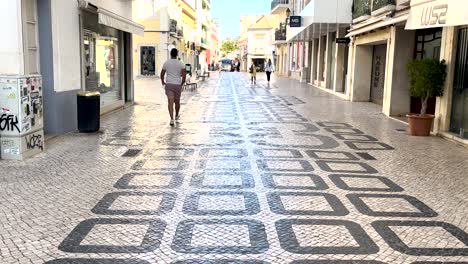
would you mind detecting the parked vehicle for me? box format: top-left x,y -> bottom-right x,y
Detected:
220,59 -> 232,71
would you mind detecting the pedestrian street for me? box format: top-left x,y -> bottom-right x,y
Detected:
1,73 -> 468,264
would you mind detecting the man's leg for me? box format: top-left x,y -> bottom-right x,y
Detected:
175,98 -> 181,118
167,96 -> 175,120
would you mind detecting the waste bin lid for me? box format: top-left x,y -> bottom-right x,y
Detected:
77,91 -> 100,97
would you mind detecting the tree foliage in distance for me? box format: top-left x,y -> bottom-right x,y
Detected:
407,59 -> 447,115
221,38 -> 238,53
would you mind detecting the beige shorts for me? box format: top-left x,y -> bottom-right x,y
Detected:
165,83 -> 182,100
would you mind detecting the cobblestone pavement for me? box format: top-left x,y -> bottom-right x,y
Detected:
1,72 -> 468,264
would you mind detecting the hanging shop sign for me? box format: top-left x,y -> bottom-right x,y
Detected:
289,16 -> 302,27
336,37 -> 351,44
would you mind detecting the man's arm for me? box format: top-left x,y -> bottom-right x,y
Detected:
160,69 -> 166,85
181,68 -> 187,85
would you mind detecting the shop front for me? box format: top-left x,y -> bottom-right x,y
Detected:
449,26 -> 468,138
407,0 -> 468,142
286,0 -> 352,90
80,4 -> 143,113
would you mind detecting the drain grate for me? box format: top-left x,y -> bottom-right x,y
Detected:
356,152 -> 377,160
122,149 -> 142,157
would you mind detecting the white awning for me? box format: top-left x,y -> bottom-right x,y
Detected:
98,8 -> 145,36
406,0 -> 468,30
286,0 -> 352,42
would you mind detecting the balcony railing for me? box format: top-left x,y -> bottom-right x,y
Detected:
372,0 -> 396,14
201,38 -> 210,46
352,0 -> 371,20
353,0 -> 396,21
275,23 -> 287,41
170,19 -> 177,33
275,29 -> 286,41
271,0 -> 289,11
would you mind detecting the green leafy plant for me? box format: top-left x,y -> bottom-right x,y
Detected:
407,59 -> 447,115
221,38 -> 238,54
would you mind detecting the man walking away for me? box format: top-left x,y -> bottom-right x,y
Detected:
160,48 -> 186,126
265,59 -> 274,83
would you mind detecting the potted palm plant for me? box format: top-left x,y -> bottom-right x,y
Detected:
406,59 -> 447,136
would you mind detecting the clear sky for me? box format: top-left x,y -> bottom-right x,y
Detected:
211,0 -> 271,40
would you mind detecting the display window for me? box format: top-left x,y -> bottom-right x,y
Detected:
82,10 -> 123,108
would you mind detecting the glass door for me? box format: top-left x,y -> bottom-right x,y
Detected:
140,46 -> 156,76
450,27 -> 468,138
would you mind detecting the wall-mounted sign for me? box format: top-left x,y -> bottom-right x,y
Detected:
406,0 -> 468,29
289,16 -> 302,27
336,37 -> 351,44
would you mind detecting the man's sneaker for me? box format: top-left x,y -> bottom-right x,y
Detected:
175,115 -> 180,121
170,120 -> 175,126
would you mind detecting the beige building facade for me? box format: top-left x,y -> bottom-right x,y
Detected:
239,15 -> 279,72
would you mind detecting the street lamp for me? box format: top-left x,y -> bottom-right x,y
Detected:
285,8 -> 291,26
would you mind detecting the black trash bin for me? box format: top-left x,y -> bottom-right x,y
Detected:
77,91 -> 100,133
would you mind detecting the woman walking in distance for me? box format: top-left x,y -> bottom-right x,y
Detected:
265,59 -> 274,83
160,48 -> 187,126
250,60 -> 257,84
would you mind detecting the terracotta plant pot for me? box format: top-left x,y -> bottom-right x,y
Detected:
406,114 -> 435,136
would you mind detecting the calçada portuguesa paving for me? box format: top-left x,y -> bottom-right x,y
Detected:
1,72 -> 468,264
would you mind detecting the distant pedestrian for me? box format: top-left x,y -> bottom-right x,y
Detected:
236,59 -> 240,72
250,60 -> 257,84
265,59 -> 274,83
160,48 -> 187,126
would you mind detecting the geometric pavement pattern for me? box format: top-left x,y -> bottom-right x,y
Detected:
1,73 -> 468,263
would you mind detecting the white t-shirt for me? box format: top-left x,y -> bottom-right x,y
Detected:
265,63 -> 274,72
162,59 -> 185,85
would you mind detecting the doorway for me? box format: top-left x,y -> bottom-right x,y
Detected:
370,44 -> 387,106
140,46 -> 156,76
450,26 -> 468,138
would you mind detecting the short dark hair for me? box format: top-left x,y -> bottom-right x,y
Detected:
170,48 -> 178,58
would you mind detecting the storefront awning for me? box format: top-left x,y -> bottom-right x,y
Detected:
286,0 -> 352,42
98,8 -> 145,36
406,0 -> 468,30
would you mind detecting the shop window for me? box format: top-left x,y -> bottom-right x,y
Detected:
140,46 -> 156,76
296,42 -> 302,71
82,10 -> 123,108
291,43 -> 297,71
414,28 -> 442,60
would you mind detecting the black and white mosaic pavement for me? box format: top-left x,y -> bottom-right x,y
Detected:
1,73 -> 468,263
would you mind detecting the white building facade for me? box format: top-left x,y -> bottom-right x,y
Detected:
272,0 -> 352,95
406,0 -> 468,144
273,0 -> 468,146
0,0 -> 143,135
